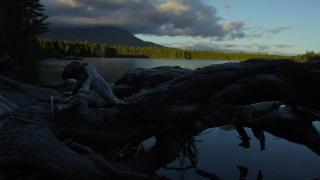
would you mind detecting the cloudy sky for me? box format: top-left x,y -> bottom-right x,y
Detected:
41,0 -> 320,55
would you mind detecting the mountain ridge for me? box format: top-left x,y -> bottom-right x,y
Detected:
38,26 -> 163,47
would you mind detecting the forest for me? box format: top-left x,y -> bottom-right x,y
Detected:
37,38 -> 320,62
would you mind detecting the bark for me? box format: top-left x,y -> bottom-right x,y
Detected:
0,59 -> 320,179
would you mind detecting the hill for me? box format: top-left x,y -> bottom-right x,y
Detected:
38,26 -> 162,47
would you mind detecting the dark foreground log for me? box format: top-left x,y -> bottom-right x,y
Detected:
1,59 -> 320,179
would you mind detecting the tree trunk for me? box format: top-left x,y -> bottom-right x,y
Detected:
0,59 -> 320,179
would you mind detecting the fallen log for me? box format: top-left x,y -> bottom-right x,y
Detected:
0,59 -> 320,179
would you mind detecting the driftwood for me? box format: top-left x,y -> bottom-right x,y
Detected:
1,59 -> 320,179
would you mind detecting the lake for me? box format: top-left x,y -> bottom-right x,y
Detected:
21,58 -> 320,180
19,58 -> 231,85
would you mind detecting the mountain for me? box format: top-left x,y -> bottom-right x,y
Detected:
37,26 -> 162,47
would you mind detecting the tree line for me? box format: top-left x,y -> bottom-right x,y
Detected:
295,51 -> 320,62
38,38 -> 311,61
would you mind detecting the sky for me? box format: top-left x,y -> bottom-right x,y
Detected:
41,0 -> 320,55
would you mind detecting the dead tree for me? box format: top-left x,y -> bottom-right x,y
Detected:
1,59 -> 320,179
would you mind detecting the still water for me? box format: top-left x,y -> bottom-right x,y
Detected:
23,58 -> 230,85
22,58 -> 320,180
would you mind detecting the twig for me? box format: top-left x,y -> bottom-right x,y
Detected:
111,143 -> 131,161
196,169 -> 222,180
63,169 -> 79,180
197,129 -> 214,136
63,138 -> 93,153
50,96 -> 54,117
163,164 -> 194,171
187,137 -> 200,169
134,142 -> 143,157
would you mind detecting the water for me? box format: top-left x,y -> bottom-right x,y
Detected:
21,58 -> 231,86
154,122 -> 320,180
21,58 -> 320,180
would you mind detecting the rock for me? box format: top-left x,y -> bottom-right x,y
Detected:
61,62 -> 87,80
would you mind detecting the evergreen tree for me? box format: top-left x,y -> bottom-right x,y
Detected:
22,0 -> 49,39
0,0 -> 49,58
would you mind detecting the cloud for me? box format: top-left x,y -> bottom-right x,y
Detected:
160,38 -> 245,52
245,33 -> 263,38
41,0 -> 248,39
230,31 -> 245,39
224,0 -> 233,10
253,44 -> 271,50
243,25 -> 295,39
266,26 -> 294,34
158,37 -> 295,55
252,43 -> 294,50
273,44 -> 294,48
154,1 -> 190,15
266,35 -> 272,39
218,21 -> 244,33
40,0 -> 296,44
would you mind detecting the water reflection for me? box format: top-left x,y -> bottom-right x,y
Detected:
237,165 -> 263,180
151,121 -> 320,180
235,125 -> 265,151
